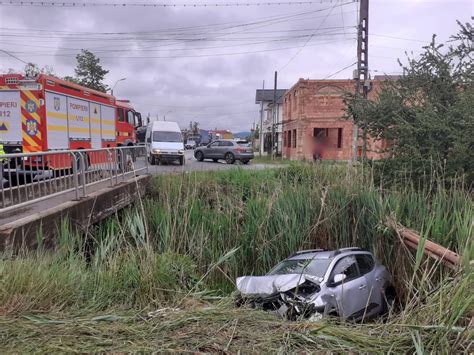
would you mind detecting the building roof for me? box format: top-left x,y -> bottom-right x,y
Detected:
255,89 -> 288,104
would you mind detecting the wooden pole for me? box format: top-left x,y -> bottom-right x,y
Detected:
385,218 -> 462,270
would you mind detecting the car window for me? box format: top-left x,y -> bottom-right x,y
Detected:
330,256 -> 360,283
356,254 -> 375,275
268,258 -> 332,279
237,141 -> 250,146
209,141 -> 220,147
219,141 -> 233,147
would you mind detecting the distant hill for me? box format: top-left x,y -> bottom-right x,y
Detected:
233,131 -> 251,139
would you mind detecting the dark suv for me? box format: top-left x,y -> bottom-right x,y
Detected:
194,140 -> 254,164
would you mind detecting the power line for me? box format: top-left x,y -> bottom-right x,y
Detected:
0,6 -> 351,41
2,31 -> 355,55
370,33 -> 430,44
0,49 -> 29,64
322,61 -> 356,79
0,8 -> 354,35
0,38 -> 354,59
278,0 -> 345,71
0,0 -> 350,8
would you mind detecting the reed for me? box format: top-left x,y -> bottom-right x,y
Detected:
0,163 -> 472,352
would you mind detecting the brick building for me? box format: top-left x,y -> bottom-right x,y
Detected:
282,78 -> 386,161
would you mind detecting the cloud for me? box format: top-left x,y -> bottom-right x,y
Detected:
0,0 -> 471,130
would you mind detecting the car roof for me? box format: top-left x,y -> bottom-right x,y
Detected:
286,248 -> 370,261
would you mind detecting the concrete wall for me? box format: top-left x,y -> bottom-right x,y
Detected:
0,175 -> 151,251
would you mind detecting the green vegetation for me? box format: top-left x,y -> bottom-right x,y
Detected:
64,49 -> 109,92
251,154 -> 288,164
346,22 -> 474,185
1,164 -> 472,352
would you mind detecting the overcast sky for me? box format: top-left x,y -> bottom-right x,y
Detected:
0,0 -> 471,131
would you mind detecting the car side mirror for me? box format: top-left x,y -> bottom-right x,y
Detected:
333,274 -> 347,284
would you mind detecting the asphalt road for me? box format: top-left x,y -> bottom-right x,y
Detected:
136,150 -> 275,174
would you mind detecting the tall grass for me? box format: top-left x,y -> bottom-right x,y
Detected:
0,163 -> 472,352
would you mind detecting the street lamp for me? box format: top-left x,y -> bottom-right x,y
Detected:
163,110 -> 172,121
110,78 -> 126,96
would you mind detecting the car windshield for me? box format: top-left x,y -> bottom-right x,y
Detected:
268,258 -> 332,278
153,131 -> 182,142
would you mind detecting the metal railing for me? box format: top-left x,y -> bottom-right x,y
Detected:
0,146 -> 148,212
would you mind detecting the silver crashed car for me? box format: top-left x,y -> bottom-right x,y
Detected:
236,248 -> 396,321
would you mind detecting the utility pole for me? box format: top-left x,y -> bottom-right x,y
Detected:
271,71 -> 277,159
259,80 -> 265,157
353,0 -> 369,162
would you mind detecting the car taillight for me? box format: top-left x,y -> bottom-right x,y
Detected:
234,147 -> 245,152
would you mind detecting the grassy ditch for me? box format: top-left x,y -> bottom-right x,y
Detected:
0,164 -> 472,352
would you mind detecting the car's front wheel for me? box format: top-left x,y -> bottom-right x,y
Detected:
225,152 -> 235,164
148,155 -> 155,165
195,151 -> 204,161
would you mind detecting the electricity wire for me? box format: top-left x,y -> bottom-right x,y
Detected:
278,0 -> 341,71
0,0 -> 350,8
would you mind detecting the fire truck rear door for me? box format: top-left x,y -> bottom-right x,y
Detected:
0,90 -> 22,144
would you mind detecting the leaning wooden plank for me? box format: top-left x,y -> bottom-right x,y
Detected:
385,218 -> 461,270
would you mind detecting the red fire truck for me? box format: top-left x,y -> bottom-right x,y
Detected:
0,74 -> 142,169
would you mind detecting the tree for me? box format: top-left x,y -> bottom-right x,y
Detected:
189,121 -> 200,135
63,75 -> 79,84
24,63 -> 55,77
73,49 -> 109,92
345,22 -> 473,185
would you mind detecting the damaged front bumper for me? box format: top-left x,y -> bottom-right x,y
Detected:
237,292 -> 326,321
236,274 -> 327,320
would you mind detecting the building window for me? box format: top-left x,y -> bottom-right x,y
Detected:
314,128 -> 325,139
337,128 -> 343,148
292,129 -> 296,148
287,130 -> 292,148
266,109 -> 272,122
283,131 -> 287,147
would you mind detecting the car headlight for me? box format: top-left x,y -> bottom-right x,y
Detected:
152,149 -> 161,154
178,150 -> 184,154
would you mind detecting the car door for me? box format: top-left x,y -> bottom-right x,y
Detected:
329,255 -> 369,320
218,140 -> 233,158
205,141 -> 220,158
356,254 -> 383,317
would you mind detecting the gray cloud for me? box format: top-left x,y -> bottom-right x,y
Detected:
0,0 -> 471,131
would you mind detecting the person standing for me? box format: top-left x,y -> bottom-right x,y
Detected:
313,138 -> 324,161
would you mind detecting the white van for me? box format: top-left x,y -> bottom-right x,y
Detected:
145,121 -> 185,165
